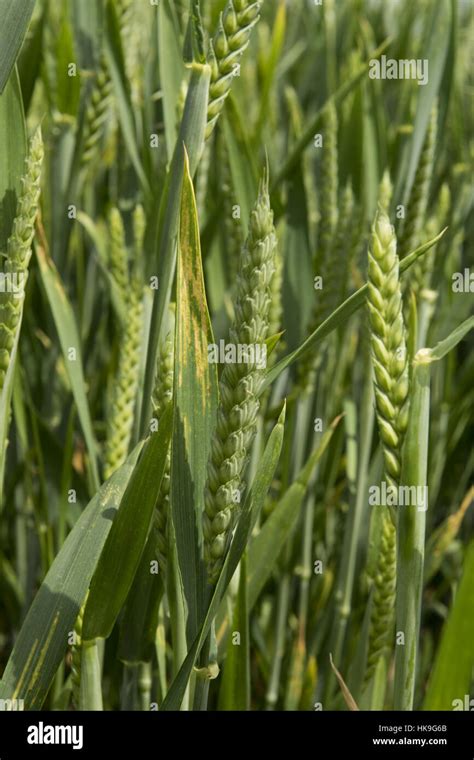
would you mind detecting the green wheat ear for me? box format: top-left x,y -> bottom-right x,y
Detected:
364,208 -> 410,686
70,599 -> 86,709
364,510 -> 397,683
206,1 -> 262,139
103,286 -> 143,480
103,207 -> 144,481
203,170 -> 277,583
108,207 -> 129,297
151,321 -> 175,578
80,53 -> 113,171
378,170 -> 393,214
0,127 -> 44,390
367,209 -> 409,487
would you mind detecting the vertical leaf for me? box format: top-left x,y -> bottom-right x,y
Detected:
423,542 -> 474,710
158,0 -> 185,159
171,148 -> 218,642
140,61 -> 210,433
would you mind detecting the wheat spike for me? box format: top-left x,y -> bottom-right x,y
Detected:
203,171 -> 277,582
80,53 -> 113,170
363,208 -> 410,685
151,326 -> 174,577
0,128 -> 43,389
206,1 -> 262,139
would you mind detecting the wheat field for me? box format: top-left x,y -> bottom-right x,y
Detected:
0,0 -> 473,715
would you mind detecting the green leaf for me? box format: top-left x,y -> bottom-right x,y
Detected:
82,405 -> 173,640
0,0 -> 36,94
0,66 -> 26,249
140,61 -> 210,434
170,149 -> 218,642
0,447 -> 142,709
35,241 -> 100,492
423,541 -> 474,710
160,405 -> 286,710
158,0 -> 185,159
253,0 -> 286,143
55,11 -> 80,116
70,0 -> 102,69
428,316 -> 474,362
17,5 -> 43,113
218,554 -> 250,710
222,100 -> 259,237
104,0 -> 150,195
394,0 -> 451,205
117,521 -> 164,663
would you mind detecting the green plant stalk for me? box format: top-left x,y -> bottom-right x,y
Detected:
264,400 -> 304,710
327,393 -> 372,703
265,572 -> 291,709
393,353 -> 429,710
80,640 -> 103,710
393,316 -> 474,709
138,662 -> 152,711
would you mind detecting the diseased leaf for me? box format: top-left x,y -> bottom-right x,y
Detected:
170,149 -> 218,643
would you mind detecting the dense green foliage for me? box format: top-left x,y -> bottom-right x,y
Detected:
0,0 -> 472,712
